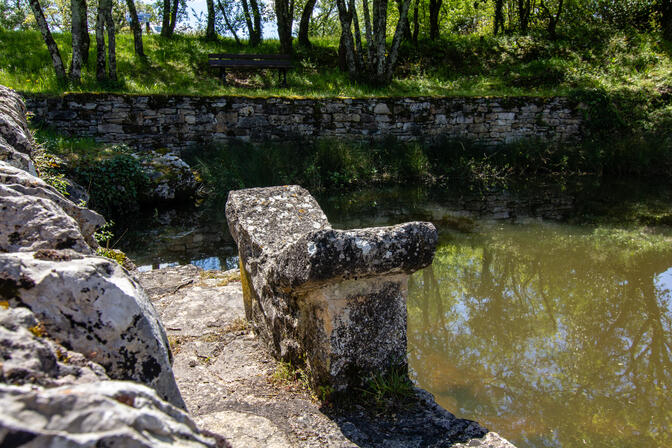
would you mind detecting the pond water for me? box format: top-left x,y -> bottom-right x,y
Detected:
121,184 -> 672,447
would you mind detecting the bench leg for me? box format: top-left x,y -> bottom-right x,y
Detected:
220,67 -> 227,85
281,69 -> 287,87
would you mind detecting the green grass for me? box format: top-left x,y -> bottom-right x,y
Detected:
1,27 -> 670,98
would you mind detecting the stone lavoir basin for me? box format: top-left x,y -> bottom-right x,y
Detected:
122,185 -> 672,448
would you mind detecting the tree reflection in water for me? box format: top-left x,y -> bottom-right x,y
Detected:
408,223 -> 672,448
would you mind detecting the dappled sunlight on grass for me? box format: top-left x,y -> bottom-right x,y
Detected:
0,28 -> 670,99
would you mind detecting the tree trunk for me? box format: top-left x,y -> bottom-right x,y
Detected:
661,0 -> 672,41
169,0 -> 178,36
428,0 -> 441,39
517,0 -> 531,34
372,0 -> 388,77
241,0 -> 255,42
96,0 -> 107,80
411,0 -> 419,43
96,0 -> 115,81
250,0 -> 262,45
77,0 -> 89,65
242,0 -> 262,46
205,0 -> 216,40
493,0 -> 504,35
396,0 -> 411,41
298,0 -> 317,47
352,4 -> 365,68
126,0 -> 145,57
217,0 -> 241,45
275,0 -> 294,54
540,0 -> 563,39
161,0 -> 171,36
383,0 -> 411,81
70,0 -> 83,83
362,0 -> 374,62
28,0 -> 66,81
335,0 -> 357,77
105,1 -> 116,81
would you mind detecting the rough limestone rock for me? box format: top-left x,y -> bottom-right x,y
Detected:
0,161 -> 105,252
226,185 -> 437,391
139,264 -> 516,448
0,250 -> 186,409
0,86 -> 35,174
136,150 -> 198,202
0,381 -> 220,447
0,305 -> 108,387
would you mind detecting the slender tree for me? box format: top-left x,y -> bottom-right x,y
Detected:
241,0 -> 262,46
493,0 -> 504,35
126,0 -> 145,58
81,0 -> 90,64
217,0 -> 241,44
275,0 -> 295,54
161,0 -> 171,35
411,0 -> 419,43
396,0 -> 411,40
96,0 -> 116,81
336,0 -> 357,76
69,0 -> 84,82
336,0 -> 411,83
161,0 -> 178,37
428,0 -> 441,39
516,0 -> 532,33
28,0 -> 66,81
539,0 -> 563,39
106,2 -> 116,80
205,0 -> 216,40
660,0 -> 672,41
298,0 -> 318,47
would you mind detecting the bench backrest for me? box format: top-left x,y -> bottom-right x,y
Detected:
208,53 -> 292,61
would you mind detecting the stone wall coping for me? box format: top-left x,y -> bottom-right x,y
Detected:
21,91 -> 576,104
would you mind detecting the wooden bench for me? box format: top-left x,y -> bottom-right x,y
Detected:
208,53 -> 293,86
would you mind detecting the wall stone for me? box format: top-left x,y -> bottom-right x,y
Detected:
23,93 -> 583,150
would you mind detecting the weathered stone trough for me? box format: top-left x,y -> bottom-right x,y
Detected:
226,185 -> 437,391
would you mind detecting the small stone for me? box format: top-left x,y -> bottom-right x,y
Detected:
374,103 -> 391,114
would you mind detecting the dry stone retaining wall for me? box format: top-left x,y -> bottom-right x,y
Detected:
23,93 -> 583,150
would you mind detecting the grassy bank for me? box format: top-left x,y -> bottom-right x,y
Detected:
1,28 -> 670,99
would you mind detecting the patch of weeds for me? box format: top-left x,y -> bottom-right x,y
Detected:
197,269 -> 241,287
199,270 -> 220,280
33,151 -> 70,196
357,365 -> 415,410
198,269 -> 241,286
94,221 -> 130,267
217,271 -> 241,286
316,384 -> 334,403
269,360 -> 312,393
96,248 -> 127,266
224,317 -> 249,333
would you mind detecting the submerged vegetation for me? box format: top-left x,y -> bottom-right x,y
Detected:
185,133 -> 672,206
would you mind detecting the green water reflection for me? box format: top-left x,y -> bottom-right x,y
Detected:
407,223 -> 672,447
